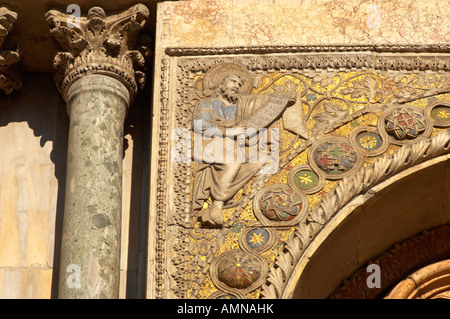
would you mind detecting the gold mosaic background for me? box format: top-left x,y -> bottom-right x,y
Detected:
188,70 -> 450,299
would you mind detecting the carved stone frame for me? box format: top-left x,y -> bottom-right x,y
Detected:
149,44 -> 450,299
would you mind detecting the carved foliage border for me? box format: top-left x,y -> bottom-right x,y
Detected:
158,49 -> 450,299
155,57 -> 170,299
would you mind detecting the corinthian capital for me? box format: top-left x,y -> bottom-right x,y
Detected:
0,7 -> 21,95
46,4 -> 149,101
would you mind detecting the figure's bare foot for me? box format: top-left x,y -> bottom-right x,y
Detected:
200,204 -> 224,228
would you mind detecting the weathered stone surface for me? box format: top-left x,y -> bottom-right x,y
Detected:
0,73 -> 67,299
157,0 -> 450,49
0,7 -> 21,94
58,74 -> 130,298
385,259 -> 450,299
0,0 -> 449,300
0,268 -> 53,298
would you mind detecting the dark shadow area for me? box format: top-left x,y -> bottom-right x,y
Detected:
123,51 -> 153,299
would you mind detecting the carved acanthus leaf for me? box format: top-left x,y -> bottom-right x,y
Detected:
46,4 -> 150,101
303,72 -> 337,87
340,76 -> 380,100
312,102 -> 349,135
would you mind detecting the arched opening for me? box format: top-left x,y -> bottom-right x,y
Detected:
286,154 -> 450,299
385,259 -> 450,299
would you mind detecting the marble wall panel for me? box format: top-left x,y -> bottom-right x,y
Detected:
158,0 -> 450,49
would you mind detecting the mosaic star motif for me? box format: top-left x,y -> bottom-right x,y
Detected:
431,106 -> 450,123
293,170 -> 319,190
248,232 -> 265,246
357,132 -> 382,150
297,172 -> 313,185
246,229 -> 269,249
437,110 -> 449,119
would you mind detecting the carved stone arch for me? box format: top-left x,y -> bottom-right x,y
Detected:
384,259 -> 450,299
261,130 -> 450,299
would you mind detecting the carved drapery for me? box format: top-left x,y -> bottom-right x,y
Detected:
153,48 -> 450,299
0,7 -> 21,95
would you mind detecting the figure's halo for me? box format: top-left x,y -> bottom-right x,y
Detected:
203,62 -> 254,95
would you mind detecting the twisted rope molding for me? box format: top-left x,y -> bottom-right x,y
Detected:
260,129 -> 450,299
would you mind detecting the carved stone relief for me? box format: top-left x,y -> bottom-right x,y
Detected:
154,48 -> 450,299
0,7 -> 21,94
45,4 -> 150,101
190,62 -> 301,228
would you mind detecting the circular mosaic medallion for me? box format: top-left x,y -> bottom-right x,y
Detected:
287,165 -> 325,194
426,101 -> 450,128
239,226 -> 277,253
217,252 -> 261,289
253,184 -> 309,226
349,126 -> 388,157
385,108 -> 426,140
210,250 -> 268,294
378,105 -> 432,145
356,132 -> 383,151
293,170 -> 319,190
431,106 -> 450,123
308,136 -> 363,180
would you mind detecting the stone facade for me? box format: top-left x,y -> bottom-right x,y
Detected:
0,0 -> 449,299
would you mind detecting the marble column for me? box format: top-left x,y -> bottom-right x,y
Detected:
46,4 -> 149,299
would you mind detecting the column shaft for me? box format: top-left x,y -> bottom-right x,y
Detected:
58,75 -> 130,299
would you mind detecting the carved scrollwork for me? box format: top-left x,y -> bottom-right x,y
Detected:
165,44 -> 450,57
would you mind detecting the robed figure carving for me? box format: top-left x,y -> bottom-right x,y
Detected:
191,63 -> 307,227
